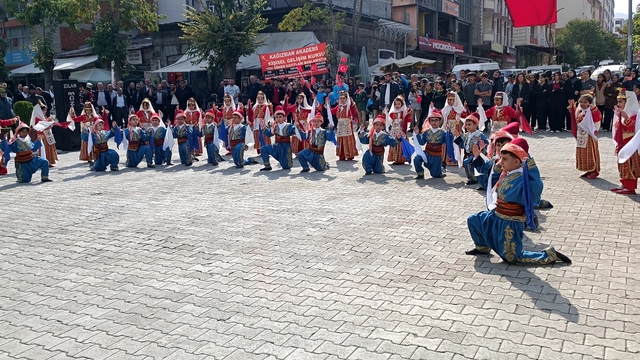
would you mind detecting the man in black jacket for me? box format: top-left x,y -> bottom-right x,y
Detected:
111,87 -> 129,127
155,80 -> 170,121
491,71 -> 504,106
379,73 -> 400,110
93,82 -> 111,118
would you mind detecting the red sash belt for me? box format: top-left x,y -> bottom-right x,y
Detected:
128,140 -> 139,151
153,138 -> 164,147
204,134 -> 214,145
425,143 -> 443,157
495,199 -> 525,220
310,144 -> 324,154
229,139 -> 244,148
15,150 -> 34,164
178,137 -> 188,145
93,143 -> 108,155
371,145 -> 385,156
275,135 -> 290,143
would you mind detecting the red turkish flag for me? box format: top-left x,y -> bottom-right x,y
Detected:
505,0 -> 557,27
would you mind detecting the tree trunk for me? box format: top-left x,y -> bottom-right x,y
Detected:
223,60 -> 237,81
44,69 -> 54,90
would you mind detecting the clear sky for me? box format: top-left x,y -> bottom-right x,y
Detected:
615,0 -> 640,17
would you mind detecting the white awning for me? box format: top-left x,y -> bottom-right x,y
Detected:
53,55 -> 98,71
154,31 -> 320,73
9,63 -> 44,76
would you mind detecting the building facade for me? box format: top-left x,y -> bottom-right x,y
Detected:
556,0 -> 614,31
512,25 -> 556,68
471,0 -> 516,69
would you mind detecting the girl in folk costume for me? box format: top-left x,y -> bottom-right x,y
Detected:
81,119 -> 119,172
30,101 -> 59,167
184,98 -> 203,157
465,138 -> 571,265
387,95 -> 412,165
570,94 -> 602,179
441,91 -> 468,166
70,102 -> 109,163
0,116 -> 19,175
328,92 -> 359,161
357,114 -> 399,175
612,91 -> 640,194
0,122 -> 52,183
136,99 -> 155,130
476,93 -> 524,133
284,92 -> 313,155
248,91 -> 273,155
220,94 -> 236,155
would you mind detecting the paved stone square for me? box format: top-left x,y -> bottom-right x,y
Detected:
0,131 -> 638,360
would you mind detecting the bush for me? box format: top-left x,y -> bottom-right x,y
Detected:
13,101 -> 34,125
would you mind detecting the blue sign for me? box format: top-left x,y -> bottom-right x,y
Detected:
4,51 -> 34,66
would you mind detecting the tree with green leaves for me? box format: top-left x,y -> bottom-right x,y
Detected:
556,19 -> 624,67
180,0 -> 268,79
0,3 -> 9,80
278,0 -> 345,75
9,0 -> 83,88
81,0 -> 161,81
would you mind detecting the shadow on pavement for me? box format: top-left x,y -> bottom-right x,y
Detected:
473,256 -> 579,323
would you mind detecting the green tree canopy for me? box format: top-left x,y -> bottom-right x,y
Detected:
556,19 -> 624,67
180,0 -> 268,79
81,0 -> 161,80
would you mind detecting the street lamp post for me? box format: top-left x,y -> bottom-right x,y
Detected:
629,0 -> 633,68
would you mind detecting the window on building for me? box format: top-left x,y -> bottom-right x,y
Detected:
438,15 -> 453,41
6,26 -> 31,52
457,22 -> 470,44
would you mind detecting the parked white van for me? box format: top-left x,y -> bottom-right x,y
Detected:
590,64 -> 626,80
452,62 -> 500,77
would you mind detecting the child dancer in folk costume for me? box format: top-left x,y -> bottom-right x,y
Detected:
328,92 -> 359,161
30,101 -> 59,167
172,111 -> 194,166
358,114 -> 399,175
570,94 -> 601,179
442,91 -> 468,166
297,113 -> 332,172
81,119 -> 119,172
465,138 -> 572,265
137,99 -> 155,130
284,93 -> 312,155
612,91 -> 640,194
248,91 -> 273,155
453,115 -> 489,185
148,113 -> 173,166
260,106 -> 300,171
0,116 -> 19,175
184,98 -> 203,157
70,102 -> 109,163
0,122 -> 52,183
471,130 -> 513,191
476,93 -> 524,133
413,110 -> 449,179
200,109 -> 224,166
220,94 -> 236,155
226,109 -> 251,168
387,95 -> 413,165
124,114 -> 154,168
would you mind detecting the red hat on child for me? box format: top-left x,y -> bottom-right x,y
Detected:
465,114 -> 479,124
232,109 -> 244,118
204,109 -> 217,118
150,113 -> 161,120
175,110 -> 186,119
502,138 -> 529,162
428,109 -> 443,119
502,122 -> 520,137
311,113 -> 323,122
372,114 -> 386,125
274,105 -> 285,117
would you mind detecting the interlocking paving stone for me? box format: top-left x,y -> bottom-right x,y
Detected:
1,132 -> 639,359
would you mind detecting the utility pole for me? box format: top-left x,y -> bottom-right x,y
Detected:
351,0 -> 363,75
628,0 -> 633,68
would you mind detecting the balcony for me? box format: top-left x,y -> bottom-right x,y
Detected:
529,37 -> 539,45
483,28 -> 495,42
483,0 -> 495,12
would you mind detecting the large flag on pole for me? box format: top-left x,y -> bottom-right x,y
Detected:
506,0 -> 557,27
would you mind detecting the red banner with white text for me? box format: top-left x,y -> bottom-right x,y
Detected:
259,42 -> 329,80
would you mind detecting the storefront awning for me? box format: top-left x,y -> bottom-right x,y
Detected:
53,55 -> 98,71
9,63 -> 44,76
154,32 -> 320,73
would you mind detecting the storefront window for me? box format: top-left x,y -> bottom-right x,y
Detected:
6,26 -> 31,52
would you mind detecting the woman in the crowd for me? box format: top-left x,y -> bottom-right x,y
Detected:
548,72 -> 566,133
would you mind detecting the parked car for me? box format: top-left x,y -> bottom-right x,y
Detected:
452,62 -> 500,77
577,65 -> 595,74
591,64 -> 626,80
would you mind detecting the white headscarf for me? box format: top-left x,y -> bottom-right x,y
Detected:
297,92 -> 313,111
494,91 -> 508,110
139,99 -> 156,114
389,95 -> 407,120
441,91 -> 464,122
613,91 -> 639,151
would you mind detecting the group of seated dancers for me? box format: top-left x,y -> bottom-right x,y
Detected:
4,87 -> 640,268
